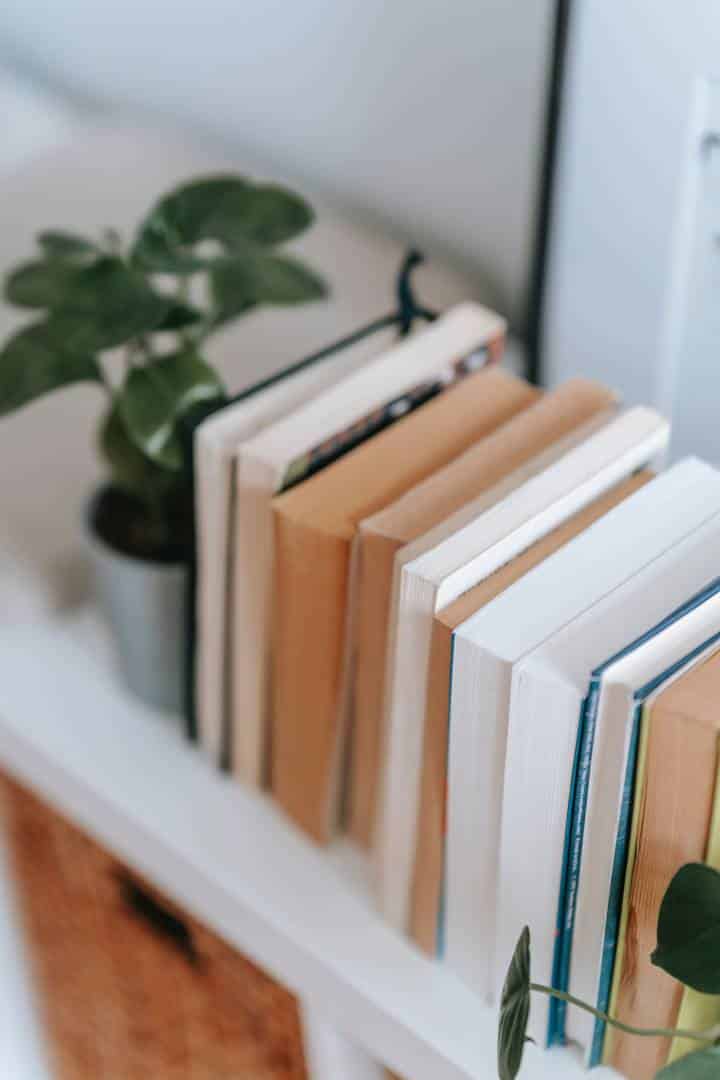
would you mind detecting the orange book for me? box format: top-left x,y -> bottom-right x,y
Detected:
348,379 -> 618,846
270,367 -> 537,842
410,470 -> 653,953
607,651 -> 720,1080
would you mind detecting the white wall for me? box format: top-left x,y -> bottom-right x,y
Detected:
543,0 -> 720,459
0,0 -> 555,331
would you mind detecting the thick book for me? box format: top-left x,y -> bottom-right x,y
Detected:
409,471 -> 651,955
194,330 -> 392,765
377,407 -> 668,936
603,649 -> 720,1079
229,303 -> 505,788
439,457 -> 713,1005
497,480 -> 720,1045
270,365 -> 515,842
347,378 -> 615,847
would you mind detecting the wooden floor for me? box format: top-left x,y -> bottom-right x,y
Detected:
0,773 -> 307,1080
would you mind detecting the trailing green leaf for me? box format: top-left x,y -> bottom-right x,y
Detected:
498,927 -> 532,1080
655,1047 -> 720,1079
117,349 -> 224,469
132,174 -> 315,271
37,230 -> 97,260
0,320 -> 102,417
652,864 -> 720,993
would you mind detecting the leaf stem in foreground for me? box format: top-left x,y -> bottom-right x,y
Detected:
530,984 -> 720,1044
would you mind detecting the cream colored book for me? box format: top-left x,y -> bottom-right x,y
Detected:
409,471 -> 651,955
229,303 -> 506,787
377,406 -> 668,940
194,330 -> 393,765
497,479 -> 720,1045
269,366 -> 529,843
437,460 -> 714,1015
347,378 -> 617,847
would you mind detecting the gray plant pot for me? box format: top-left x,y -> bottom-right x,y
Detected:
85,511 -> 187,715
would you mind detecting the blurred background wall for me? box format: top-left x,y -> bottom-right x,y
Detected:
544,0 -> 720,462
0,0 -> 556,334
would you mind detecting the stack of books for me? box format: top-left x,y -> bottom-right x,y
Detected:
192,301 -> 720,1079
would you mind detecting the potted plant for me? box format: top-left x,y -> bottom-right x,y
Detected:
0,175 -> 326,712
498,863 -> 720,1080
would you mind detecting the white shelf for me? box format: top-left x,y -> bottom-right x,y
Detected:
0,609 -> 612,1080
0,832 -> 50,1079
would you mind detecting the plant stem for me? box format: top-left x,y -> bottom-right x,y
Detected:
530,984 -> 720,1043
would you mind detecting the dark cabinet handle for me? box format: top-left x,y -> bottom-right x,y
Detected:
116,871 -> 199,966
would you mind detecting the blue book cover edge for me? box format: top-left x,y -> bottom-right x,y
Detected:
550,576 -> 720,1049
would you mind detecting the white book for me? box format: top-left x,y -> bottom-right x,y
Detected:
376,406 -> 669,931
568,587 -> 720,1056
230,303 -> 506,785
194,332 -> 389,765
443,458 -> 720,1008
498,493 -> 720,1046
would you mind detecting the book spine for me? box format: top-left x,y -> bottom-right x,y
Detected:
549,678 -> 600,1046
589,702 -> 644,1065
435,633 -> 457,961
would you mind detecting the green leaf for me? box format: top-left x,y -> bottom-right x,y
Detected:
211,251 -> 326,316
155,301 -> 204,331
0,320 -> 101,417
117,349 -> 224,469
5,259 -> 85,308
99,403 -> 180,500
37,230 -> 97,260
652,864 -> 720,993
5,256 -> 170,347
655,1047 -> 720,1079
221,182 -> 315,246
57,257 -> 171,348
131,174 -> 315,271
10,257 -> 172,349
498,927 -> 532,1080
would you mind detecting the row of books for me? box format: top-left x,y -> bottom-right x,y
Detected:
192,301 -> 719,1079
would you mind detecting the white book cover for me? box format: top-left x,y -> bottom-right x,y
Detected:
498,500 -> 720,1046
194,331 -> 390,765
442,458 -> 720,1007
376,406 -> 668,932
229,302 -> 506,786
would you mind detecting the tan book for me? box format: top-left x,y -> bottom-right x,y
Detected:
607,650 -> 720,1080
348,378 -> 618,846
230,303 -> 506,788
270,367 -> 537,842
410,470 -> 653,954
